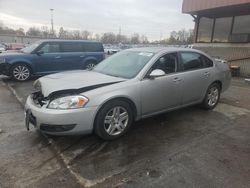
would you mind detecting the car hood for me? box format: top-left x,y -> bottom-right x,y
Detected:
36,70 -> 127,98
0,52 -> 27,58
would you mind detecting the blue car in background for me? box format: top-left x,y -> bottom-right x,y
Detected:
0,40 -> 105,81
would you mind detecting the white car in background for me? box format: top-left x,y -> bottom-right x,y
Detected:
104,46 -> 120,55
0,44 -> 6,53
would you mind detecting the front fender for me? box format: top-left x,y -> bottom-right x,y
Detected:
85,81 -> 142,120
8,58 -> 33,65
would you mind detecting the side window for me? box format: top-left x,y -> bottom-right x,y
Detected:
39,43 -> 60,53
152,53 -> 178,74
202,55 -> 214,68
61,43 -> 83,52
83,43 -> 103,52
180,52 -> 203,71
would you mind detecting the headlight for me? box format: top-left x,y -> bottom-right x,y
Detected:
33,80 -> 41,91
48,95 -> 89,109
0,58 -> 5,63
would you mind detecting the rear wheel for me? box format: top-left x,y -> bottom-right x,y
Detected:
11,64 -> 31,81
85,61 -> 96,70
94,100 -> 133,140
202,83 -> 221,110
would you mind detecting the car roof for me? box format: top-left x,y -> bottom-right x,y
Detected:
126,47 -> 203,54
37,39 -> 101,43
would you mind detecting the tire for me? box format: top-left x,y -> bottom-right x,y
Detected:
202,83 -> 221,110
84,61 -> 96,70
94,100 -> 133,140
11,63 -> 31,81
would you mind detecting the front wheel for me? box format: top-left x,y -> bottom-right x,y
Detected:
94,100 -> 133,140
202,83 -> 221,110
11,64 -> 31,81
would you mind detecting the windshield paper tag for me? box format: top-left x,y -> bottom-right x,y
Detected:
139,52 -> 153,57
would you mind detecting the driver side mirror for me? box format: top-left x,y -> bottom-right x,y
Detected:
149,69 -> 166,79
36,50 -> 44,55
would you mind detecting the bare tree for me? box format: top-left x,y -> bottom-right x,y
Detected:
167,29 -> 194,44
131,33 -> 140,44
58,27 -> 65,38
72,30 -> 81,39
81,30 -> 91,40
26,27 -> 42,37
15,28 -> 25,36
140,35 -> 149,44
101,32 -> 116,44
94,33 -> 100,41
41,26 -> 50,38
0,21 -> 4,29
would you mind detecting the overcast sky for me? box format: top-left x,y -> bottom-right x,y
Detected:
0,0 -> 194,40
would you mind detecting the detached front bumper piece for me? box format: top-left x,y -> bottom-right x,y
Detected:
25,95 -> 97,135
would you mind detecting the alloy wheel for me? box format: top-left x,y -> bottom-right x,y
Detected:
13,65 -> 30,81
86,63 -> 96,70
207,86 -> 219,107
104,106 -> 129,136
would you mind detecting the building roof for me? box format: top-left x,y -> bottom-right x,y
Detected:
182,0 -> 250,15
127,47 -> 203,54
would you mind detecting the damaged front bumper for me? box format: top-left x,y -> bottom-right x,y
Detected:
0,63 -> 11,76
25,95 -> 98,135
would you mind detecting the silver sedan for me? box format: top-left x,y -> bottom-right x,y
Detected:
25,47 -> 231,140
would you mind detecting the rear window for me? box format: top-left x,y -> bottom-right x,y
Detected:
180,52 -> 204,71
83,43 -> 103,52
202,55 -> 214,68
180,52 -> 214,71
61,42 -> 83,52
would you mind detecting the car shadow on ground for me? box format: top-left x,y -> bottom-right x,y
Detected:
42,104 -> 236,183
45,105 -> 213,161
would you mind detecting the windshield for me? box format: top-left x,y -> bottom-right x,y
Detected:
21,41 -> 41,53
93,51 -> 154,79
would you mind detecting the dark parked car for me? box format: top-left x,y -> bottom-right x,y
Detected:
0,40 -> 105,81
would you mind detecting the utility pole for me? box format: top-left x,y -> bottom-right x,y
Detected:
50,8 -> 54,37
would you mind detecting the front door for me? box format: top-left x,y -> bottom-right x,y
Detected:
141,53 -> 183,115
33,42 -> 63,74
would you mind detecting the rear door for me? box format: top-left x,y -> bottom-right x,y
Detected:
83,42 -> 105,64
60,42 -> 85,70
179,52 -> 213,105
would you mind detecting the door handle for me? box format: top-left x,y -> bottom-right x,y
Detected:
80,55 -> 85,58
55,56 -> 61,59
204,72 -> 210,76
173,77 -> 182,82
